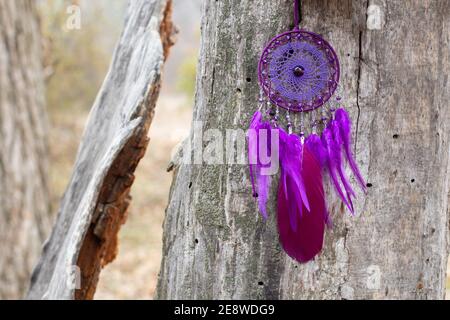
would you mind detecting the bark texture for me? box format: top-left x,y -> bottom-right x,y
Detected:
27,0 -> 174,300
157,0 -> 450,299
0,0 -> 50,299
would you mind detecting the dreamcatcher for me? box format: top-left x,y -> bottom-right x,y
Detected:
248,0 -> 366,263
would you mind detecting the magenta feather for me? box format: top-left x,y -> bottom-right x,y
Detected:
277,144 -> 326,263
305,133 -> 332,226
334,108 -> 367,192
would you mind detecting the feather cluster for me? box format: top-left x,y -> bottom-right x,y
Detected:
247,108 -> 366,263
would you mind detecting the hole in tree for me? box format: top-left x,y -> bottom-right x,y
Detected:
236,88 -> 241,93
410,179 -> 415,183
194,239 -> 199,244
258,281 -> 264,286
246,77 -> 252,82
393,134 -> 399,139
366,183 -> 373,188
188,182 -> 192,188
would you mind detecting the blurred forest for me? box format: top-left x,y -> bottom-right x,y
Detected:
38,0 -> 200,299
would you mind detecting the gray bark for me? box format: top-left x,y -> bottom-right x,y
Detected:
0,0 -> 50,299
27,0 -> 174,300
157,0 -> 450,299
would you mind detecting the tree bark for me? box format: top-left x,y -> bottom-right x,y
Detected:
27,0 -> 174,300
0,0 -> 50,299
156,0 -> 450,299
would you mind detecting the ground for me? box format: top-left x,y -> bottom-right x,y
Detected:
49,94 -> 192,299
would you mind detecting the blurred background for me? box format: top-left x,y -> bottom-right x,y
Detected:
29,0 -> 450,299
38,0 -> 200,299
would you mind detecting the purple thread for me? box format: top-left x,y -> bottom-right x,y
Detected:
294,0 -> 300,29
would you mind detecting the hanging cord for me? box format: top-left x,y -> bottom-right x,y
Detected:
293,0 -> 302,29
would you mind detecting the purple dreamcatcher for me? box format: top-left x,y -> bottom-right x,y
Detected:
248,0 -> 366,263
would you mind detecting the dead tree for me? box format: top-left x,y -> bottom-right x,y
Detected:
157,0 -> 450,299
0,0 -> 51,299
27,0 -> 174,300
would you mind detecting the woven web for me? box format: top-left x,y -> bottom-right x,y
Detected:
259,31 -> 339,112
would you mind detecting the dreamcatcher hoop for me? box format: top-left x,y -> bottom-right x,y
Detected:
258,30 -> 340,112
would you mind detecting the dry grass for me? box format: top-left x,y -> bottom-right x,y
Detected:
49,95 -> 192,300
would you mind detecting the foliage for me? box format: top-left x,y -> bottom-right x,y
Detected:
39,0 -> 125,112
176,51 -> 198,100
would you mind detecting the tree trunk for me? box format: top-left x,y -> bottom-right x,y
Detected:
0,0 -> 50,299
156,0 -> 450,299
27,0 -> 174,300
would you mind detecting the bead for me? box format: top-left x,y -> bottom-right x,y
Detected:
293,66 -> 305,77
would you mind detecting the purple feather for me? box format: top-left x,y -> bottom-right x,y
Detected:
329,120 -> 356,213
305,133 -> 328,168
334,108 -> 367,192
281,131 -> 310,211
256,171 -> 271,219
278,129 -> 311,231
248,111 -> 261,194
322,126 -> 354,214
247,111 -> 273,219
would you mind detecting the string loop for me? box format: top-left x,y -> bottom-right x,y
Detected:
293,0 -> 301,29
